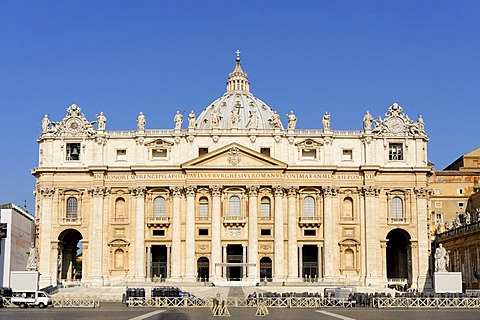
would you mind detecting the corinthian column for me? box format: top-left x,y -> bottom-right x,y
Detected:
287,187 -> 299,281
322,186 -> 337,279
273,186 -> 285,281
210,186 -> 222,281
415,187 -> 433,290
360,186 -> 380,286
88,186 -> 109,286
185,186 -> 197,281
130,187 -> 146,281
247,186 -> 259,280
38,187 -> 55,289
170,186 -> 183,280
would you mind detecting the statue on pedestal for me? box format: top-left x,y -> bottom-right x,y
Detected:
188,110 -> 196,129
96,112 -> 106,131
137,112 -> 146,131
248,110 -> 258,129
174,111 -> 183,130
286,111 -> 297,130
269,111 -> 281,129
322,112 -> 331,130
434,244 -> 448,272
363,111 -> 373,131
26,243 -> 39,271
42,114 -> 50,133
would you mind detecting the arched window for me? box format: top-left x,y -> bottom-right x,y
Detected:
303,196 -> 315,217
229,196 -> 241,217
261,197 -> 271,219
115,198 -> 126,218
114,249 -> 124,269
342,197 -> 354,220
66,197 -> 78,219
391,196 -> 403,219
199,197 -> 209,219
153,197 -> 166,217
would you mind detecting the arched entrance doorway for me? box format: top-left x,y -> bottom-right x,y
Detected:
58,229 -> 83,283
197,257 -> 209,282
386,228 -> 412,288
259,257 -> 272,281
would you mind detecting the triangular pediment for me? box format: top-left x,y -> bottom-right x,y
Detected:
182,143 -> 287,169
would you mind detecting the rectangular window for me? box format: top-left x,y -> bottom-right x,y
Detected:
458,202 -> 465,208
152,229 -> 165,236
66,143 -> 81,161
261,203 -> 271,219
260,148 -> 270,157
457,188 -> 465,195
199,203 -> 209,219
434,189 -> 442,194
435,202 -> 442,208
116,149 -> 127,161
342,149 -> 353,161
435,213 -> 443,224
198,229 -> 209,236
302,149 -> 316,160
152,149 -> 167,159
388,143 -> 403,161
304,229 -> 316,236
260,229 -> 271,236
199,148 -> 209,157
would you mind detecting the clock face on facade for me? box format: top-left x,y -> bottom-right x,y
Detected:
387,117 -> 404,133
66,118 -> 81,133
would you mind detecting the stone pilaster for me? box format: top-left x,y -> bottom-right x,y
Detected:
38,187 -> 55,288
185,185 -> 197,281
359,186 -> 380,286
88,186 -> 110,286
170,186 -> 183,280
414,187 -> 433,290
322,186 -> 338,279
210,185 -> 222,280
287,187 -> 299,281
273,186 -> 285,281
128,186 -> 146,281
247,185 -> 259,280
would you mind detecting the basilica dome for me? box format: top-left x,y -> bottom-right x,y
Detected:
195,54 -> 284,130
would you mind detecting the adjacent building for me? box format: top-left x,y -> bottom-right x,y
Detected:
32,54 -> 433,290
0,203 -> 35,287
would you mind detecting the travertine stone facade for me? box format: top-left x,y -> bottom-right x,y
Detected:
33,54 -> 433,290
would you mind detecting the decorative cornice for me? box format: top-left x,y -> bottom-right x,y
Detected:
171,186 -> 183,197
88,186 -> 110,197
359,186 -> 380,197
273,185 -> 284,197
38,187 -> 56,197
414,187 -> 430,198
185,186 -> 197,197
129,187 -> 146,197
287,186 -> 298,197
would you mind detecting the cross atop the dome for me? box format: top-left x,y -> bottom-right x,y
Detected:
235,50 -> 241,57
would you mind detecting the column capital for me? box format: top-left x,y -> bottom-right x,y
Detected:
358,185 -> 380,197
414,187 -> 430,198
287,186 -> 298,197
38,187 -> 56,197
128,186 -> 146,197
247,185 -> 259,196
89,186 -> 111,197
170,186 -> 183,197
210,185 -> 223,197
273,185 -> 284,197
322,186 -> 338,197
185,185 -> 197,197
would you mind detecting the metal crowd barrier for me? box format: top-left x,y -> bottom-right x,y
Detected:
52,297 -> 100,308
373,297 -> 480,308
126,297 -> 211,307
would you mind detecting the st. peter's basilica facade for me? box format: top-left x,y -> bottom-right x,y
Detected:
33,54 -> 432,290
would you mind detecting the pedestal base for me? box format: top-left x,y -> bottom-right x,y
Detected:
434,272 -> 462,293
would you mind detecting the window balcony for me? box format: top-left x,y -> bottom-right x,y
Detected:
298,216 -> 322,228
60,217 -> 82,226
196,215 -> 211,223
388,217 -> 409,224
110,217 -> 129,225
259,216 -> 273,224
223,215 -> 247,227
146,216 -> 170,228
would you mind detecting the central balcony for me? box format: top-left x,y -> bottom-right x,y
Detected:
146,216 -> 170,228
223,215 -> 247,227
298,216 -> 322,228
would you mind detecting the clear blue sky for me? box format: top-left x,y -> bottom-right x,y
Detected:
1,1 -> 479,213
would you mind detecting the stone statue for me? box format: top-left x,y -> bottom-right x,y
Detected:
137,112 -> 146,131
322,112 -> 331,130
434,244 -> 447,272
188,110 -> 196,129
210,108 -> 220,129
444,220 -> 450,230
174,111 -> 183,130
231,109 -> 240,128
453,214 -> 461,228
363,111 -> 373,131
465,211 -> 471,225
417,115 -> 425,133
26,243 -> 39,271
248,110 -> 258,129
286,111 -> 297,130
269,111 -> 281,129
42,114 -> 50,133
96,112 -> 106,131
